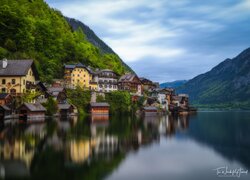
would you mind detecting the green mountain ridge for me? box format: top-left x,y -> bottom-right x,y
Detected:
0,0 -> 132,82
160,80 -> 187,88
178,47 -> 250,108
65,17 -> 134,73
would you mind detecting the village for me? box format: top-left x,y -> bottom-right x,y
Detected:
0,58 -> 196,123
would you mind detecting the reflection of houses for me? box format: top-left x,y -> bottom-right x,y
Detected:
68,139 -> 91,163
96,69 -> 118,92
92,136 -> 119,159
0,59 -> 39,95
90,102 -> 110,115
143,106 -> 158,116
47,87 -> 67,104
0,105 -> 11,120
118,73 -> 142,95
18,103 -> 46,122
91,114 -> 109,122
0,140 -> 34,178
64,63 -> 98,90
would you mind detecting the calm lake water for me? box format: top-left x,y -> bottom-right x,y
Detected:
0,112 -> 250,180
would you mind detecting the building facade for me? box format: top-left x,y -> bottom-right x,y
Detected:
118,73 -> 142,95
0,59 -> 38,95
64,63 -> 97,90
96,69 -> 118,92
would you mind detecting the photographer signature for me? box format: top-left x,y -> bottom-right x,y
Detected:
213,166 -> 248,178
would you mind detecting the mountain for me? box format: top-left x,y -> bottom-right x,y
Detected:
0,0 -> 132,82
178,48 -> 250,108
65,17 -> 133,73
160,80 -> 187,88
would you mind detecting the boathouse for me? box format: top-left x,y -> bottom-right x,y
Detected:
0,105 -> 11,121
90,102 -> 110,115
58,103 -> 75,117
18,103 -> 46,122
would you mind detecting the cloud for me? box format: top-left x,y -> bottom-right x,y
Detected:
46,0 -> 250,82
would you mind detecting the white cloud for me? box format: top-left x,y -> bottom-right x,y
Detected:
46,0 -> 250,81
54,0 -> 186,63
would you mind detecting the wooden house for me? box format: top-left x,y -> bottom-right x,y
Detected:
140,77 -> 156,91
18,103 -> 46,122
47,87 -> 67,104
90,102 -> 110,115
0,93 -> 13,106
58,103 -> 75,117
118,73 -> 142,95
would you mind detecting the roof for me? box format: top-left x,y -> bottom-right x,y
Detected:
0,60 -> 38,78
48,87 -> 64,93
21,103 -> 46,112
64,63 -> 94,74
119,73 -> 140,83
172,96 -> 183,102
0,105 -> 11,111
0,93 -> 10,99
90,102 -> 110,107
58,103 -> 74,110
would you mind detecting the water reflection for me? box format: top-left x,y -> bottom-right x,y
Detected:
0,112 -> 249,179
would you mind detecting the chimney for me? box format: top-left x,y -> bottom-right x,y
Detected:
2,58 -> 8,69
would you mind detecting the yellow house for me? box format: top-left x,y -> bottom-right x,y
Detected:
0,59 -> 39,95
64,63 -> 97,90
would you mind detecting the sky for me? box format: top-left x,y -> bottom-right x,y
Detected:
45,0 -> 250,83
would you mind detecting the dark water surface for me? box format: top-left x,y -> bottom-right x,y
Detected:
0,112 -> 250,180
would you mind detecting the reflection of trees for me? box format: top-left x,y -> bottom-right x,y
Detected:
0,113 -> 191,179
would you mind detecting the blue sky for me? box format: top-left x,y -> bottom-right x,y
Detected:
46,0 -> 250,83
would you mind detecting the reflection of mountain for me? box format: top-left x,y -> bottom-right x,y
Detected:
187,112 -> 250,168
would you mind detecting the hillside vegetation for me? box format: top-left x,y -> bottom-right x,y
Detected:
178,48 -> 250,109
0,0 -> 131,82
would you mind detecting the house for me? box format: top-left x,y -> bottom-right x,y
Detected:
96,69 -> 118,92
47,87 -> 67,104
90,102 -> 110,115
178,94 -> 189,107
18,103 -> 46,122
0,105 -> 11,120
0,59 -> 39,95
34,81 -> 50,104
64,63 -> 97,90
0,93 -> 13,106
140,77 -> 156,91
118,73 -> 142,95
58,103 -> 75,117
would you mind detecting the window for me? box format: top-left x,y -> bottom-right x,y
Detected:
23,79 -> 25,85
1,88 -> 6,93
2,79 -> 6,84
12,79 -> 16,84
30,70 -> 32,76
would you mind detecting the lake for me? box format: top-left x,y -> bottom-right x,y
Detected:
0,111 -> 250,180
